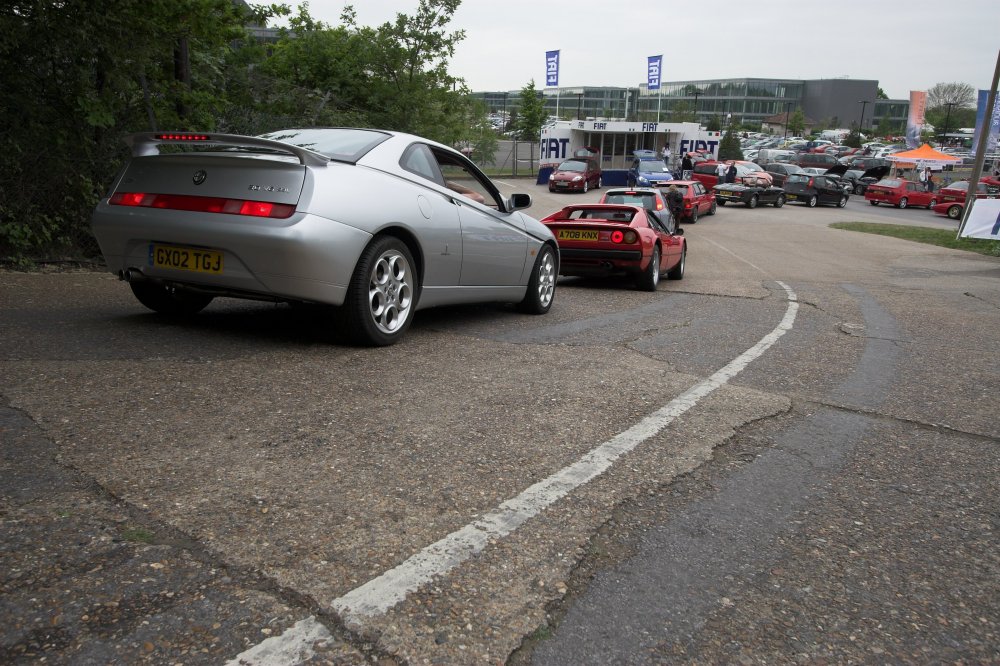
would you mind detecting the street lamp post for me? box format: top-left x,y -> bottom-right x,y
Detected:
941,102 -> 956,146
576,92 -> 583,120
502,92 -> 508,133
857,99 -> 869,135
783,102 -> 793,140
692,91 -> 702,123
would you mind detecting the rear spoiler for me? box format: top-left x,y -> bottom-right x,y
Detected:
125,132 -> 329,167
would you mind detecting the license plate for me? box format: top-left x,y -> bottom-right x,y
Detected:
786,194 -> 797,200
557,229 -> 599,242
150,244 -> 224,274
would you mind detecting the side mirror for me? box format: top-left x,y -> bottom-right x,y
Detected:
509,193 -> 532,211
674,227 -> 684,236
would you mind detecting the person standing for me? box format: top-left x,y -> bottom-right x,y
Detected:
716,161 -> 728,186
726,162 -> 737,184
919,167 -> 929,191
681,153 -> 693,180
666,184 -> 684,222
662,144 -> 671,168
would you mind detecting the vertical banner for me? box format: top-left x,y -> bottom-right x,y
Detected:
545,50 -> 560,87
959,199 -> 1000,239
972,89 -> 1000,155
647,55 -> 662,91
905,90 -> 927,148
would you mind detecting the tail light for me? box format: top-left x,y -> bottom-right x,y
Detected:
610,230 -> 638,244
110,192 -> 295,219
808,178 -> 815,188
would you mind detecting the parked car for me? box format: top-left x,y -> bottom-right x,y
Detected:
539,203 -> 686,290
655,180 -> 717,223
713,182 -> 786,208
599,187 -> 669,213
90,128 -> 558,346
796,152 -> 840,170
627,150 -> 674,187
936,179 -> 1000,204
763,162 -> 804,187
783,173 -> 849,207
692,161 -> 773,189
549,157 -> 602,193
843,156 -> 891,171
756,149 -> 797,165
834,165 -> 890,195
864,179 -> 938,209
932,200 -> 966,220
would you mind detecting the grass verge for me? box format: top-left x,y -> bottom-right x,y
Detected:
830,222 -> 1000,257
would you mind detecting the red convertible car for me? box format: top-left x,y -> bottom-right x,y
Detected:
540,204 -> 686,290
864,178 -> 938,209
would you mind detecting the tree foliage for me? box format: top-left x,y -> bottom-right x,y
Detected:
514,79 -> 547,142
718,126 -> 743,161
1,0 -> 496,263
927,82 -> 976,110
787,109 -> 806,136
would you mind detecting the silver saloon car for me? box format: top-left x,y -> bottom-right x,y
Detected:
91,129 -> 558,345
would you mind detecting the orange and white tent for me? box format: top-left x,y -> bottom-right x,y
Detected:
887,143 -> 963,167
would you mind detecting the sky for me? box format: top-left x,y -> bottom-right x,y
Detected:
284,0 -> 999,100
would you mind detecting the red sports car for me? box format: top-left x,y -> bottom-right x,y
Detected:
936,179 -> 1000,205
864,178 -> 938,209
540,204 -> 686,290
932,201 -> 965,220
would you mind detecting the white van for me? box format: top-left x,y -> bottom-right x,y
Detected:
755,149 -> 797,165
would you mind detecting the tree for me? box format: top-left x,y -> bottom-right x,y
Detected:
718,126 -> 743,161
705,115 -> 722,132
843,126 -> 862,149
666,101 -> 695,123
514,79 -> 547,142
787,109 -> 806,136
877,87 -> 889,100
927,82 -> 975,110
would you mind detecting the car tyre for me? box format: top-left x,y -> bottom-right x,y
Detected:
838,195 -> 848,208
927,198 -> 937,209
717,199 -> 727,206
870,200 -> 879,206
129,281 -> 213,316
636,245 -> 660,291
807,195 -> 818,208
747,194 -> 759,209
340,236 -> 416,347
595,176 -> 602,190
708,201 -> 717,215
774,194 -> 785,208
666,245 -> 686,280
898,197 -> 908,209
582,180 -> 589,194
517,244 -> 557,314
856,185 -> 866,196
947,204 -> 962,219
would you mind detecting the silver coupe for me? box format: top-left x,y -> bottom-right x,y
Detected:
91,129 -> 558,345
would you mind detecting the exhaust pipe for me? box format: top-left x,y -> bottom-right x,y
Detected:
120,268 -> 143,282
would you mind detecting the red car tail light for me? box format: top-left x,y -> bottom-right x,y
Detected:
611,230 -> 624,243
807,178 -> 815,188
154,133 -> 211,141
110,192 -> 295,219
609,230 -> 639,244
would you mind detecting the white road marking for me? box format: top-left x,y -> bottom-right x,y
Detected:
228,282 -> 799,665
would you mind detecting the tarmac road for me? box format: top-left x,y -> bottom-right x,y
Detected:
1,182 -> 997,664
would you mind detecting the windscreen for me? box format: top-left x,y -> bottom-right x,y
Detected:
256,128 -> 391,162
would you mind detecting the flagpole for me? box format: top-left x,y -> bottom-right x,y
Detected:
957,48 -> 1000,239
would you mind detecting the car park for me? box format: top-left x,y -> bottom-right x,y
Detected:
90,128 -> 558,346
657,180 -> 717,223
756,149 -> 798,165
783,173 -> 849,207
864,179 -> 938,209
539,203 -> 686,290
549,156 -> 602,193
762,162 -> 804,187
599,187 -> 669,213
627,150 -> 674,187
713,181 -> 786,208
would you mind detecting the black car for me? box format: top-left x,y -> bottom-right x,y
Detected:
713,183 -> 786,208
836,165 -> 890,195
783,173 -> 849,207
763,162 -> 804,187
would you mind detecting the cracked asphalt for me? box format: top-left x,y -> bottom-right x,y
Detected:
2,189 -> 998,664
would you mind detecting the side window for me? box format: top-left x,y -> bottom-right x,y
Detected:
429,147 -> 502,209
695,184 -> 705,195
400,143 -> 444,185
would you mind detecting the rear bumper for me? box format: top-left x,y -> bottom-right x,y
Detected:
91,201 -> 372,306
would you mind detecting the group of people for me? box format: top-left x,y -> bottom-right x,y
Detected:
662,144 -> 699,181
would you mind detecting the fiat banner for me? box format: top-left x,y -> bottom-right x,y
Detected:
905,91 -> 927,149
972,89 -> 1000,155
545,50 -> 560,87
647,55 -> 662,90
960,199 -> 1000,239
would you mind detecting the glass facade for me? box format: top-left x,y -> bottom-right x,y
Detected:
473,78 -> 908,131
